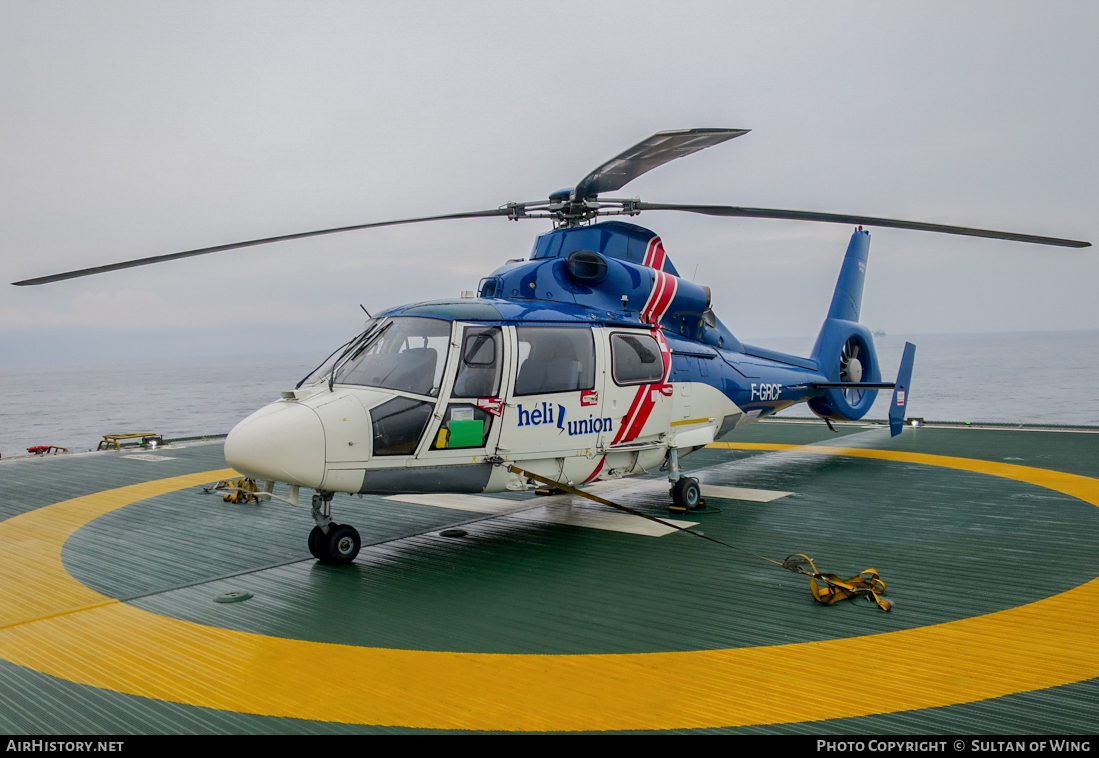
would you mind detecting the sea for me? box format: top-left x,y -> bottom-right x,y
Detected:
1,330 -> 1097,459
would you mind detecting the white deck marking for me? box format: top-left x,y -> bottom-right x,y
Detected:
384,493 -> 516,514
701,485 -> 792,502
122,454 -> 177,462
384,493 -> 698,537
510,504 -> 698,537
572,478 -> 794,503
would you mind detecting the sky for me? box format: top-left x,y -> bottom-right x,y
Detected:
1,1 -> 1096,366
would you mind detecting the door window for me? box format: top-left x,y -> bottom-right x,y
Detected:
430,403 -> 495,450
514,327 -> 595,396
610,332 -> 665,385
452,326 -> 502,398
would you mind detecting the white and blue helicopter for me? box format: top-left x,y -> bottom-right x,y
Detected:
16,128 -> 1089,565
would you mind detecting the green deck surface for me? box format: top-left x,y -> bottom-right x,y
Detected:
1,422 -> 1097,734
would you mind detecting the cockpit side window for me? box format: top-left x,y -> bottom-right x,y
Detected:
514,327 -> 595,395
452,326 -> 503,398
333,317 -> 450,397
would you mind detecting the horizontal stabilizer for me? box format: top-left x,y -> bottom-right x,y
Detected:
812,382 -> 896,390
889,342 -> 917,437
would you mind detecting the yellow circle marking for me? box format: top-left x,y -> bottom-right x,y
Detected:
0,447 -> 1096,731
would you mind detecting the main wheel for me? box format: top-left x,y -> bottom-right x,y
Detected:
308,525 -> 326,559
671,477 -> 702,511
319,523 -> 361,565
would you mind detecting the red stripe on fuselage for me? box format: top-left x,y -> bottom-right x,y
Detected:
650,239 -> 666,270
624,384 -> 659,441
615,327 -> 673,444
654,329 -> 672,381
612,384 -> 648,444
582,456 -> 606,484
652,272 -> 677,322
641,271 -> 667,324
641,271 -> 678,325
639,272 -> 663,323
642,236 -> 667,271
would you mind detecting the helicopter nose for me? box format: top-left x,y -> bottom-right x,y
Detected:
224,402 -> 326,489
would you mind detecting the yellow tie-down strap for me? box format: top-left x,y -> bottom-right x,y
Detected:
506,464 -> 893,611
785,554 -> 892,612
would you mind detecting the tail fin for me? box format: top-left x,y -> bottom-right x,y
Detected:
889,342 -> 917,436
826,227 -> 870,323
809,229 -> 880,421
811,229 -> 873,365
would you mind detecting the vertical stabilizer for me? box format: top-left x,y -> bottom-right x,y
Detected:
811,228 -> 875,366
808,229 -> 880,421
826,228 -> 870,323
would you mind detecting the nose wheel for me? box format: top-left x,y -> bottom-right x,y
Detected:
308,523 -> 361,564
308,492 -> 362,565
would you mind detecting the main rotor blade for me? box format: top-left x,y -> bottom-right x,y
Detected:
635,203 -> 1091,248
573,128 -> 749,200
12,208 -> 512,286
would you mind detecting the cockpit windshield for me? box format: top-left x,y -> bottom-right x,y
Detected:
331,317 -> 451,396
297,318 -> 382,389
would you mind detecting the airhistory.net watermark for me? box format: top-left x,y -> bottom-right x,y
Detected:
6,742 -> 122,753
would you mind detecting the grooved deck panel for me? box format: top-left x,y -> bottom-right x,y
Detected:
0,426 -> 1095,734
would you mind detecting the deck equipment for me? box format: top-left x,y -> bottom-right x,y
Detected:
97,433 -> 163,451
25,445 -> 67,455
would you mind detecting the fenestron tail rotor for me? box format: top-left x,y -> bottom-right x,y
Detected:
12,127 -> 1090,286
839,338 -> 865,405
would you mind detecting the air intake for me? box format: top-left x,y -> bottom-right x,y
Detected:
566,250 -> 609,284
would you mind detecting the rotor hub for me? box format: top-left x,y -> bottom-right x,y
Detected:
844,357 -> 863,383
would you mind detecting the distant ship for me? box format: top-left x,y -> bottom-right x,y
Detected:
873,329 -> 886,337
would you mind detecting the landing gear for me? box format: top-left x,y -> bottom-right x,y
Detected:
671,477 -> 702,511
666,444 -> 705,512
308,525 -> 326,559
322,524 -> 361,565
308,491 -> 362,565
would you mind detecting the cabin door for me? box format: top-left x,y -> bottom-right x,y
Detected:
416,322 -> 508,463
498,325 -> 610,480
599,327 -> 674,450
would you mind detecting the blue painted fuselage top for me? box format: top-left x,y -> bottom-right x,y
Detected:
377,221 -> 881,421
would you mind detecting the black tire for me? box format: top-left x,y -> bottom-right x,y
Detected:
308,525 -> 326,559
672,477 -> 702,511
320,523 -> 361,565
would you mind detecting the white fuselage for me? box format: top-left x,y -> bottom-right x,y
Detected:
225,319 -> 741,496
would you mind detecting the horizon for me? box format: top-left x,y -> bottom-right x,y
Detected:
3,324 -> 1097,368
1,3 -> 1096,367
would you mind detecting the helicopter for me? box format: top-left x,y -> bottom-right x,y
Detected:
15,128 -> 1090,566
